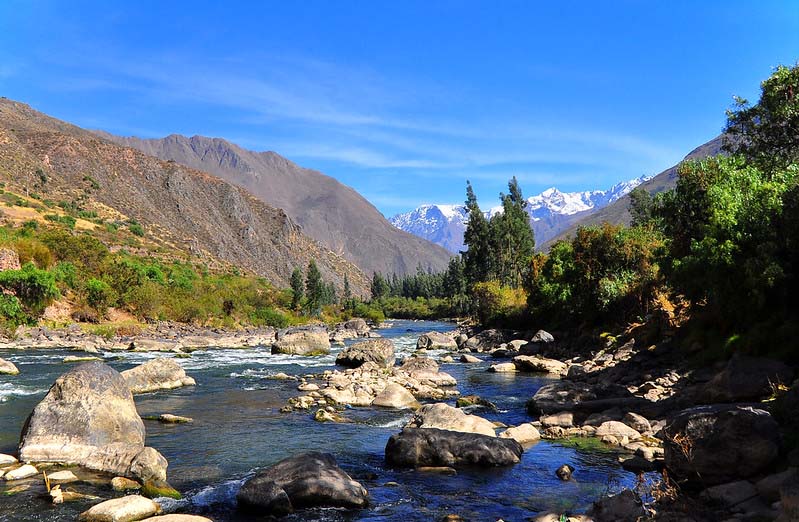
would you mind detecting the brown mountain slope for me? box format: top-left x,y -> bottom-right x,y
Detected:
0,98 -> 369,295
543,135 -> 725,249
98,133 -> 453,277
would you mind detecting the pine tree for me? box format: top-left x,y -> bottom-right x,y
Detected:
490,177 -> 535,288
342,274 -> 352,302
290,267 -> 304,310
371,272 -> 389,300
462,181 -> 492,286
305,259 -> 323,315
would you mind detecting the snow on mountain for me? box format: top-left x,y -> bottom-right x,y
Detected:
390,204 -> 470,254
390,176 -> 649,253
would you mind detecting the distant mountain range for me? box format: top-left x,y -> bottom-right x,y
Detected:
97,133 -> 453,277
390,176 -> 649,252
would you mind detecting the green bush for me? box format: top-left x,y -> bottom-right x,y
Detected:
128,223 -> 145,237
0,263 -> 59,315
0,294 -> 29,327
251,307 -> 290,328
85,278 -> 117,314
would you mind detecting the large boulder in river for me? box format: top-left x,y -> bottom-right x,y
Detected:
405,402 -> 496,436
700,354 -> 794,403
464,329 -> 512,351
236,452 -> 368,516
372,383 -> 420,410
385,428 -> 523,468
272,326 -> 331,356
336,338 -> 395,368
121,358 -> 196,394
663,405 -> 780,486
526,381 -> 597,415
19,362 -> 168,483
0,357 -> 19,375
416,331 -> 457,351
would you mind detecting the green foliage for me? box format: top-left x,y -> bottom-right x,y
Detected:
250,307 -> 290,328
51,262 -> 78,289
128,222 -> 145,237
371,272 -> 390,300
0,263 -> 59,315
472,280 -> 527,327
84,278 -> 117,315
290,267 -> 304,310
724,63 -> 799,174
13,238 -> 53,268
463,180 -> 492,285
305,259 -> 324,315
526,224 -> 663,326
44,214 -> 76,229
489,177 -> 535,288
0,294 -> 29,328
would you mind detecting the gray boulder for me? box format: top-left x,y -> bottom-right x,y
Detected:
587,489 -> 645,522
237,452 -> 368,515
385,428 -> 523,468
336,338 -> 395,368
371,383 -> 420,410
663,405 -> 780,486
700,355 -> 794,403
519,330 -> 555,356
416,331 -> 457,351
121,357 -> 196,394
272,326 -> 331,356
19,362 -> 168,483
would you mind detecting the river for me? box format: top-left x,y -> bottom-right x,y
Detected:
0,320 -> 639,521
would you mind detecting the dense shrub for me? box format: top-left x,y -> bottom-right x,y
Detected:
84,278 -> 117,315
0,263 -> 59,315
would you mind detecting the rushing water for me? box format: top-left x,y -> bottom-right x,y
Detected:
0,320 -> 638,521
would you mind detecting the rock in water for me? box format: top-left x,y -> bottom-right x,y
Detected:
121,358 -> 196,394
0,357 -> 19,375
237,452 -> 369,515
555,464 -> 574,481
499,423 -> 541,444
336,338 -> 395,368
371,383 -> 421,410
386,428 -> 523,468
406,403 -> 497,436
19,362 -> 169,483
416,331 -> 457,351
78,495 -> 160,522
663,405 -> 780,486
272,326 -> 331,356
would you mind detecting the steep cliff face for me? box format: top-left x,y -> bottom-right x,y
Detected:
0,99 -> 369,295
101,133 -> 453,276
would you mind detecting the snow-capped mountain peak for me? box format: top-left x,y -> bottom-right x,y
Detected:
390,175 -> 649,253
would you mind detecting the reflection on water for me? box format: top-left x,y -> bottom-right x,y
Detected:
0,320 -> 638,521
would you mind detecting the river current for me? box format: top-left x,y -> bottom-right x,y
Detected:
0,320 -> 638,521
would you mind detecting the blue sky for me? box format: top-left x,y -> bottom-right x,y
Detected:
1,1 -> 798,216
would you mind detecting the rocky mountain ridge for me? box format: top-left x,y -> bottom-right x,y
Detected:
97,132 -> 453,277
0,98 -> 369,294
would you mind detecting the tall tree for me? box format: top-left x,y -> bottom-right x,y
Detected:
490,177 -> 535,288
371,272 -> 389,300
305,259 -> 323,315
724,63 -> 799,174
462,181 -> 492,286
290,267 -> 304,310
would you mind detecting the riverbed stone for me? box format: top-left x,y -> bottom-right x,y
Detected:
701,480 -> 758,506
336,338 -> 395,368
587,489 -> 644,522
78,495 -> 160,522
622,412 -> 652,434
141,517 -> 213,522
386,428 -> 523,468
372,383 -> 421,410
416,331 -> 457,351
47,470 -> 78,483
272,326 -> 331,356
460,354 -> 480,363
700,354 -> 794,403
540,412 -> 574,428
663,404 -> 780,486
4,464 -> 38,480
755,468 -> 798,502
595,421 -> 641,441
19,362 -> 168,483
112,476 -> 141,491
406,403 -> 497,436
513,355 -> 568,375
0,453 -> 18,465
237,452 -> 368,515
488,362 -> 517,373
0,357 -> 19,375
499,423 -> 541,444
121,358 -> 196,394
